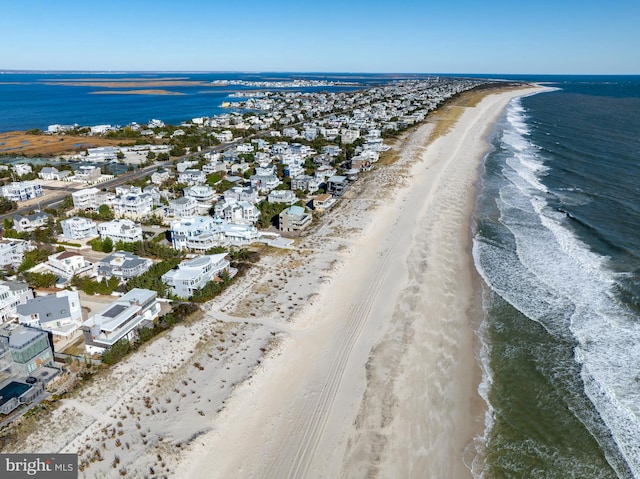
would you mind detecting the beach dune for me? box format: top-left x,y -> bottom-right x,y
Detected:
175,86 -> 543,479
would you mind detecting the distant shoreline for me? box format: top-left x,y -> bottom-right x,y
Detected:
90,89 -> 185,96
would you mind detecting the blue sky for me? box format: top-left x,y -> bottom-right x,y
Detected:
1,0 -> 638,74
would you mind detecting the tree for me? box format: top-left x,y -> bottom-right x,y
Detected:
102,237 -> 113,253
18,248 -> 52,273
170,145 -> 186,157
23,271 -> 57,288
0,197 -> 17,214
215,180 -> 235,193
256,201 -> 286,229
98,204 -> 115,221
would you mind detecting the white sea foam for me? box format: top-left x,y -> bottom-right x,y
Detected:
473,98 -> 640,478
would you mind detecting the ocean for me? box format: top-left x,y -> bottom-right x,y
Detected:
473,76 -> 640,478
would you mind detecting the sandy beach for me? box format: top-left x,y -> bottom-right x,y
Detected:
2,85 -> 543,478
176,85 -> 544,478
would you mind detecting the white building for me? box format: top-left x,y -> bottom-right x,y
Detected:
0,181 -> 43,202
219,222 -> 261,246
250,174 -> 281,193
341,129 -> 361,144
13,164 -> 32,176
86,146 -> 117,162
0,280 -> 33,322
60,217 -> 98,240
96,251 -> 152,281
71,187 -> 101,209
16,290 -> 82,340
176,160 -> 198,173
39,167 -> 71,181
81,289 -> 161,354
89,125 -> 114,136
46,251 -> 92,279
201,161 -> 226,175
291,175 -> 321,193
112,187 -> 154,219
212,130 -> 233,143
151,169 -> 172,185
255,163 -> 277,176
162,254 -> 231,299
268,190 -> 298,205
177,169 -> 206,186
12,212 -> 52,232
168,197 -> 199,218
224,186 -> 259,204
170,216 -> 228,251
0,239 -> 32,268
98,219 -> 143,243
184,184 -> 216,203
214,199 -> 260,225
72,166 -> 102,184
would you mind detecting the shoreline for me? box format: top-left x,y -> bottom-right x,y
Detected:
0,84 -> 545,479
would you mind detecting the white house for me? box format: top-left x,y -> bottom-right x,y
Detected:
170,216 -> 228,251
177,169 -> 206,186
0,239 -> 32,268
72,166 -> 102,183
81,288 -> 161,354
96,251 -> 152,281
212,130 -> 233,143
98,219 -> 143,244
71,187 -> 101,209
219,222 -> 261,246
89,126 -> 114,136
46,251 -> 92,279
12,212 -> 52,232
201,162 -> 226,175
60,216 -> 98,240
224,186 -> 259,204
151,169 -> 172,185
112,187 -> 154,219
13,164 -> 32,176
162,254 -> 231,299
176,160 -> 198,173
0,280 -> 33,322
0,181 -> 43,202
291,175 -> 321,193
17,290 -> 83,341
250,174 -> 281,193
268,190 -> 298,205
184,185 -> 216,203
38,167 -> 72,181
313,193 -> 337,212
214,199 -> 260,225
86,146 -> 117,162
168,197 -> 199,218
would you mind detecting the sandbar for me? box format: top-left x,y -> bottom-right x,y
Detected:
90,89 -> 185,95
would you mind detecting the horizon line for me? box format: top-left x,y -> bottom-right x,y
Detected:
1,70 -> 638,77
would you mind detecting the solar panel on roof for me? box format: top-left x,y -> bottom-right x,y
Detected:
103,304 -> 127,318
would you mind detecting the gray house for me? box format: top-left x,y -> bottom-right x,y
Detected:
96,251 -> 153,281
